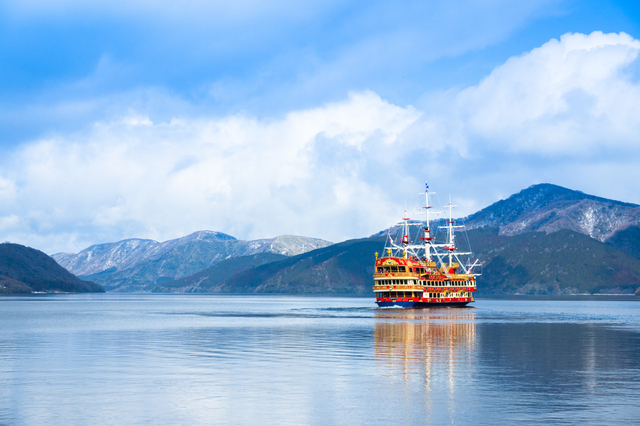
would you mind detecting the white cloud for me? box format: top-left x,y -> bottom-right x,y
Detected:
0,177 -> 17,203
411,31 -> 640,214
0,91 -> 421,253
453,31 -> 640,154
4,31 -> 640,254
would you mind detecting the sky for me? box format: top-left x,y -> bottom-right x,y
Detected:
1,0 -> 640,254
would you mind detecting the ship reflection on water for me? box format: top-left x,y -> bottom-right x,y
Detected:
374,308 -> 477,420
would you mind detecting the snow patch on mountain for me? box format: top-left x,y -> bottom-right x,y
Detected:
52,231 -> 331,278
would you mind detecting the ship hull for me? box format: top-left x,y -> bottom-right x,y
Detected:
376,300 -> 471,308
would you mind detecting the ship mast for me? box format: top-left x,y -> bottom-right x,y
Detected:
382,182 -> 481,278
401,207 -> 411,259
421,183 -> 434,262
446,196 -> 457,267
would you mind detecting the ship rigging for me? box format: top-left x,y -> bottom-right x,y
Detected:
373,183 -> 481,308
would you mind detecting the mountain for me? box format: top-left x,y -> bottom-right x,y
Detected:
199,237 -> 386,294
468,227 -> 640,295
51,183 -> 640,295
153,252 -> 288,293
53,231 -> 332,292
604,225 -> 640,260
0,243 -> 104,294
463,183 -> 640,243
153,184 -> 640,296
151,229 -> 640,296
153,237 -> 385,294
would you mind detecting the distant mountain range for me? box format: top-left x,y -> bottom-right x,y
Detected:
153,238 -> 385,294
1,243 -> 104,294
49,183 -> 640,296
155,183 -> 640,296
53,232 -> 332,292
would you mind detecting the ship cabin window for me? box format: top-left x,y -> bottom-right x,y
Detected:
398,266 -> 406,272
377,267 -> 383,273
409,268 -> 413,272
383,267 -> 390,273
390,266 -> 398,272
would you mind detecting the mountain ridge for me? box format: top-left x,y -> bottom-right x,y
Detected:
152,183 -> 640,296
463,183 -> 640,242
47,183 -> 640,295
1,243 -> 104,294
54,232 -> 332,292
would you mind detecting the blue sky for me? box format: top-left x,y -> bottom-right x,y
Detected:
1,0 -> 640,253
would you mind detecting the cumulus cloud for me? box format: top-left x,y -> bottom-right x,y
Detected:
453,31 -> 640,154
408,31 -> 640,208
0,92 -> 421,252
3,31 -> 640,254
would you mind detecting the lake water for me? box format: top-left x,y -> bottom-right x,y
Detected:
1,294 -> 639,425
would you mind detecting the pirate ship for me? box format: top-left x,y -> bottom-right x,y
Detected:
373,184 -> 480,307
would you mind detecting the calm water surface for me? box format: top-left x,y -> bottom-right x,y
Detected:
1,294 -> 639,425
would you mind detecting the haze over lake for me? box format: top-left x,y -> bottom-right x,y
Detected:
1,295 -> 639,425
